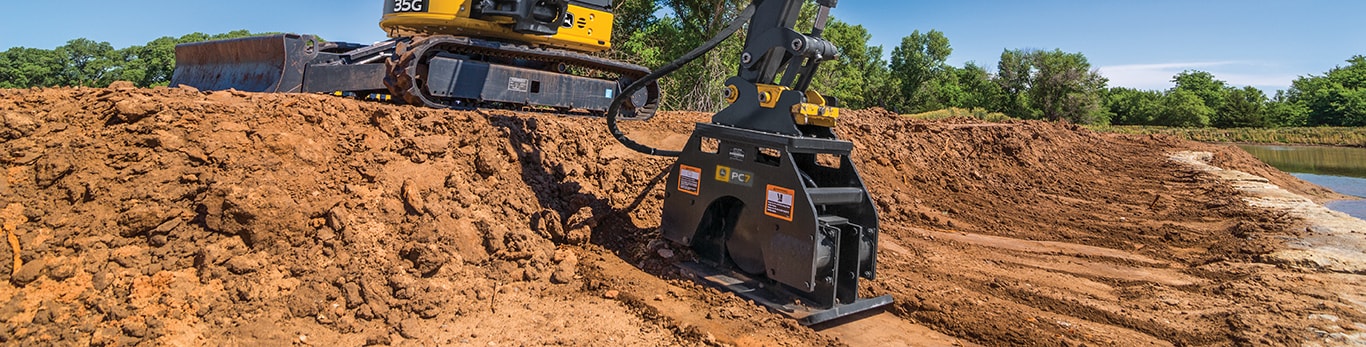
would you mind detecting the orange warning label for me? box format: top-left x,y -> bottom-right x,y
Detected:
678,165 -> 702,195
764,185 -> 795,221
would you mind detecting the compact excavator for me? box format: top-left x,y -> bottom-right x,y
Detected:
172,0 -> 889,326
172,0 -> 660,118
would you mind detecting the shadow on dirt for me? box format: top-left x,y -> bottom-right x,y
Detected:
488,112 -> 673,266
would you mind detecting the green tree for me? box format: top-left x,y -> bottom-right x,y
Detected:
55,38 -> 119,87
995,49 -> 1034,118
613,0 -> 750,111
951,62 -> 1004,111
115,36 -> 179,87
1171,70 -> 1229,106
923,65 -> 964,110
1171,70 -> 1234,127
1155,89 -> 1213,127
1103,87 -> 1163,125
1341,89 -> 1366,126
0,47 -> 63,88
1266,91 -> 1309,127
1219,86 -> 1269,128
1027,49 -> 1108,124
889,30 -> 952,112
1284,55 -> 1366,126
611,0 -> 661,45
860,45 -> 900,110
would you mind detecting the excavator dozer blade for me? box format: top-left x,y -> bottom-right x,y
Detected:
171,34 -> 321,93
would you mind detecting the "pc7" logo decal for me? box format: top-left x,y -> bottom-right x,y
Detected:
714,165 -> 754,187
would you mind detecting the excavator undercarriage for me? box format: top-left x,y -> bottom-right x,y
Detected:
172,0 -> 658,119
171,34 -> 659,119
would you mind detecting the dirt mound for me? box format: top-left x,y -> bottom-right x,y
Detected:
1,86 -> 1361,346
0,86 -> 827,346
842,113 -> 1363,345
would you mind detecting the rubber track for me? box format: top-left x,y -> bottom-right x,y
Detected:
384,35 -> 660,120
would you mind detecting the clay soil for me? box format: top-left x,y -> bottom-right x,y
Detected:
1,85 -> 1362,346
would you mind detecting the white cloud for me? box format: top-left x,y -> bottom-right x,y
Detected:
1215,72 -> 1303,91
1098,61 -> 1297,92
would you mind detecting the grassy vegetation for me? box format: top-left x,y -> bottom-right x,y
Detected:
1090,125 -> 1366,147
903,107 -> 1015,122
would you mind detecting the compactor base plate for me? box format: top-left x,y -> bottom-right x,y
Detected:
678,262 -> 893,326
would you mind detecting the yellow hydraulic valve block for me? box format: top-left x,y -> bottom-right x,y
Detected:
792,90 -> 840,127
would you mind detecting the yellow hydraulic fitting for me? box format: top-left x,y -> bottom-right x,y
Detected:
755,84 -> 789,109
792,103 -> 840,127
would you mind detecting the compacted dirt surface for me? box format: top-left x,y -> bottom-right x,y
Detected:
1,84 -> 1363,346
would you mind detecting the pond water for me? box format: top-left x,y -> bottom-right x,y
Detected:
1237,144 -> 1366,220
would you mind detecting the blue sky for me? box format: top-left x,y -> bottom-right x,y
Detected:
2,0 -> 1362,92
834,1 -> 1364,92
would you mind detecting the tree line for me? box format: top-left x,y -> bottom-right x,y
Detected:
608,0 -> 1364,128
1103,63 -> 1366,128
0,31 -> 259,89
2,1 -> 1362,128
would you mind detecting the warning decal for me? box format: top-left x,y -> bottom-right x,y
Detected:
678,165 -> 702,195
764,185 -> 795,221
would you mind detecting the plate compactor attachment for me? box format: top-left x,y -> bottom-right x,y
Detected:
662,123 -> 892,325
605,0 -> 891,326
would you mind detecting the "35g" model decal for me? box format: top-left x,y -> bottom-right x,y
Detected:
390,0 -> 427,13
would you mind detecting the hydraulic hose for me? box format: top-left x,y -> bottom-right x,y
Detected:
606,4 -> 758,157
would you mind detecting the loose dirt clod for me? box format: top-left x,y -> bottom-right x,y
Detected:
0,86 -> 1361,346
2,204 -> 24,278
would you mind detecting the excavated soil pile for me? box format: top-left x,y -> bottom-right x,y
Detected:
844,117 -> 1363,345
1,85 -> 1362,346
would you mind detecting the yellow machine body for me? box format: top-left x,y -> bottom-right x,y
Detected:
381,0 -> 615,53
